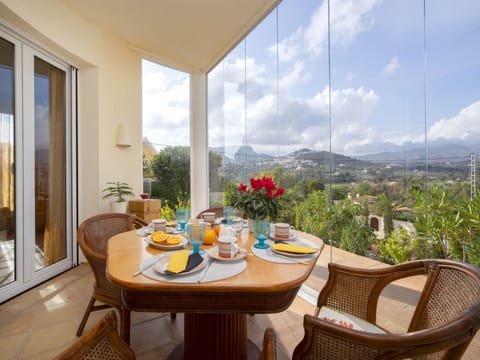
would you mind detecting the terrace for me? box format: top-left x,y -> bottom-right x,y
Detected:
1,246 -> 479,359
1,0 -> 479,358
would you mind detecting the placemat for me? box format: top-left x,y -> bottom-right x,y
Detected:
139,251 -> 247,283
135,226 -> 152,237
251,237 -> 320,264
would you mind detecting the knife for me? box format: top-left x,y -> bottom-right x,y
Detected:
133,254 -> 165,276
197,257 -> 214,283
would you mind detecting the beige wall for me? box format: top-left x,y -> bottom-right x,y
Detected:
0,0 -> 144,222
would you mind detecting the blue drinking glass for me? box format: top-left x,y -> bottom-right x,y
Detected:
176,208 -> 190,231
186,223 -> 205,255
253,220 -> 270,249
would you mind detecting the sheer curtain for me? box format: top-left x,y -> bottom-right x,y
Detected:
43,65 -> 66,266
0,116 -> 14,240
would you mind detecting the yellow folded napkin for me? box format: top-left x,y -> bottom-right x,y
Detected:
167,250 -> 190,273
271,243 -> 317,254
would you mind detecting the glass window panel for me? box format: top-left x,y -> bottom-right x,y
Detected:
0,36 -> 15,286
206,0 -> 479,268
425,0 -> 480,262
141,60 -> 190,212
329,0 -> 425,262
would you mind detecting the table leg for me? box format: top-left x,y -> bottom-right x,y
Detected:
184,313 -> 248,360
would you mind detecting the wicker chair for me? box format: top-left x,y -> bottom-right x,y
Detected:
196,207 -> 246,220
76,213 -> 147,343
55,310 -> 135,360
292,259 -> 480,359
195,207 -> 225,219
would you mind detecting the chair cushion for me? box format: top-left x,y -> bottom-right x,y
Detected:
318,306 -> 387,334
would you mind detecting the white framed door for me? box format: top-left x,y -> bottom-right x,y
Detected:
0,27 -> 77,302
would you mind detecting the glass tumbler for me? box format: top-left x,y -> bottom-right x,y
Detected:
186,223 -> 206,255
176,208 -> 190,231
253,220 -> 270,249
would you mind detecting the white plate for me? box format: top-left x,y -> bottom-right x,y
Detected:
269,232 -> 297,241
207,246 -> 247,261
145,236 -> 187,250
153,254 -> 207,275
271,246 -> 318,258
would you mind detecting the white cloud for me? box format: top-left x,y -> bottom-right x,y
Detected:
142,62 -> 190,148
207,44 -> 383,156
268,28 -> 303,63
428,100 -> 480,141
383,56 -> 399,75
279,61 -> 308,91
304,0 -> 382,56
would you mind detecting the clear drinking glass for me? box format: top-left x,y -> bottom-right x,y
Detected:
223,206 -> 234,224
253,220 -> 270,249
186,223 -> 206,255
176,208 -> 190,231
230,210 -> 244,236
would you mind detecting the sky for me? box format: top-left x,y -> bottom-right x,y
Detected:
142,0 -> 480,158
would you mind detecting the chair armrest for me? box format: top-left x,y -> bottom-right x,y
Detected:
128,215 -> 148,229
293,313 -> 479,360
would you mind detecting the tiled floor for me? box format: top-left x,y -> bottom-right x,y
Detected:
1,246 -> 479,359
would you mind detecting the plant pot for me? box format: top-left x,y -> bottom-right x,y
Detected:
110,201 -> 128,213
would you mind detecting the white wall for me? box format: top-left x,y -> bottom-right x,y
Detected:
0,0 -> 144,222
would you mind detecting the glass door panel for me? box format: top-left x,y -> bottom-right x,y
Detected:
0,37 -> 15,286
33,56 -> 66,269
0,29 -> 74,302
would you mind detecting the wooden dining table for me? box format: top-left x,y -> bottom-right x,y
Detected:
106,228 -> 324,360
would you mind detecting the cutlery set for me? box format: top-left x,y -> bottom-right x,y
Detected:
134,238 -> 314,278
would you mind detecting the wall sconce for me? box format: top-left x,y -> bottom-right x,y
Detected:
116,122 -> 132,147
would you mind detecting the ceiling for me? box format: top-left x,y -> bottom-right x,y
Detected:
63,0 -> 281,73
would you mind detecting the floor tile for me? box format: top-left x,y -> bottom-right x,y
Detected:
1,258 -> 479,359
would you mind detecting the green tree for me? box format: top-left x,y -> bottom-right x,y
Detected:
305,179 -> 325,194
339,220 -> 373,256
209,151 -> 224,192
379,228 -> 413,264
296,190 -> 330,239
151,146 -> 190,207
461,191 -> 480,266
410,186 -> 466,260
352,181 -> 374,197
377,193 -> 394,238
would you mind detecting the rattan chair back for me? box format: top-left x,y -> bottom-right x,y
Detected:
76,213 -> 147,341
195,207 -> 225,219
293,259 -> 480,359
196,207 -> 246,220
54,310 -> 135,360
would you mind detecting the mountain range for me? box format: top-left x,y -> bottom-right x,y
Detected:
210,142 -> 478,167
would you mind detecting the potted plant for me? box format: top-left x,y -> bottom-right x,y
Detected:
102,181 -> 134,213
231,176 -> 284,231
